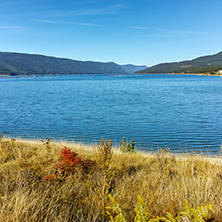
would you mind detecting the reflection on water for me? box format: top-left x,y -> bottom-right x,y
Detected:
0,74 -> 222,153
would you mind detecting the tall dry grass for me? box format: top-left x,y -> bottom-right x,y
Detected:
0,136 -> 222,221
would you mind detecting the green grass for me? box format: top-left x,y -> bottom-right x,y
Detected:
0,136 -> 221,221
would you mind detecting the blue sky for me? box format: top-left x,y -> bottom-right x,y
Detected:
0,0 -> 222,66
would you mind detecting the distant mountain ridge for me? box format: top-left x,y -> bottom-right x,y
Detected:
136,51 -> 222,74
121,64 -> 148,73
0,52 -> 128,75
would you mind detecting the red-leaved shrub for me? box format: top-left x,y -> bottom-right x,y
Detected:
43,146 -> 92,181
55,146 -> 91,176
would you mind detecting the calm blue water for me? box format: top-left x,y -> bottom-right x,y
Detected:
0,74 -> 222,153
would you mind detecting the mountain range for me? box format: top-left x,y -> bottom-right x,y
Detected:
0,52 -> 147,76
0,52 -> 129,75
136,51 -> 222,74
2,51 -> 221,76
120,64 -> 148,73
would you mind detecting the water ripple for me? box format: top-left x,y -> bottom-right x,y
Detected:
0,74 -> 222,153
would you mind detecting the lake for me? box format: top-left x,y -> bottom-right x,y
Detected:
0,74 -> 222,154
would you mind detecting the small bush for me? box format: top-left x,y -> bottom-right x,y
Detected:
40,137 -> 52,152
96,138 -> 114,212
44,146 -> 92,180
96,138 -> 113,171
120,137 -> 135,153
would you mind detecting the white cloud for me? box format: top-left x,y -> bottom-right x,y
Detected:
35,19 -> 103,27
132,26 -> 208,36
35,20 -> 58,24
132,27 -> 151,30
45,4 -> 126,17
72,22 -> 103,27
0,26 -> 28,32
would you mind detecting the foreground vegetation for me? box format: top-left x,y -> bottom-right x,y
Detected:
0,136 -> 222,221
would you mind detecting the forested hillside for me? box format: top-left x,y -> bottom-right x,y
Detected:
0,52 -> 128,75
136,51 -> 222,74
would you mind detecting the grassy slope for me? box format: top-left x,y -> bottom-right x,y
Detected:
0,137 -> 222,221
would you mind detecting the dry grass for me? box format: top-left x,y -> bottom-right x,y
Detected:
0,136 -> 222,221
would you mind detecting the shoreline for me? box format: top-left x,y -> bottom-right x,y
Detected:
2,133 -> 222,156
4,137 -> 222,164
1,73 -> 222,77
137,72 -> 222,76
170,72 -> 222,76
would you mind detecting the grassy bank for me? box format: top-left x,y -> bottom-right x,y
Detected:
0,136 -> 222,221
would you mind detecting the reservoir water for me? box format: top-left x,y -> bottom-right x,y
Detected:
0,74 -> 222,153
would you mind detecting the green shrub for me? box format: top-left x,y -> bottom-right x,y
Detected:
134,196 -> 150,222
106,195 -> 127,222
107,195 -> 214,222
120,137 -> 135,153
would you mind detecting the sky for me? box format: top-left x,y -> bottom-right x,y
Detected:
0,0 -> 222,66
